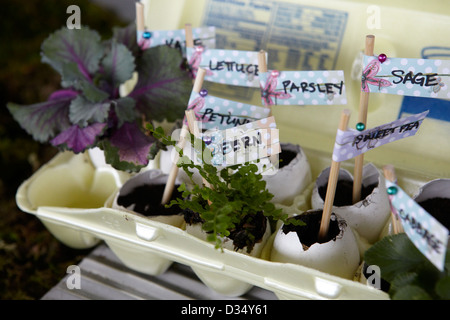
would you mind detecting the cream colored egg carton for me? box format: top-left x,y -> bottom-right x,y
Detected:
16,147 -> 439,300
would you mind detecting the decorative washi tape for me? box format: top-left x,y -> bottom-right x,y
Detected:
194,116 -> 280,167
385,180 -> 448,271
186,90 -> 271,130
186,47 -> 265,87
332,111 -> 429,162
259,70 -> 347,106
137,26 -> 215,54
362,55 -> 450,99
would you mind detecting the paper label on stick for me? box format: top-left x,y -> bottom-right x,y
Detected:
362,55 -> 450,99
259,70 -> 347,106
332,111 -> 429,162
186,47 -> 265,87
137,26 -> 216,54
194,117 -> 280,167
385,180 -> 449,271
186,91 -> 271,130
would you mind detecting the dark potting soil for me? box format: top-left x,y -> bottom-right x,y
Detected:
318,180 -> 377,206
117,184 -> 183,216
183,209 -> 267,252
278,148 -> 297,169
282,210 -> 341,249
417,197 -> 450,229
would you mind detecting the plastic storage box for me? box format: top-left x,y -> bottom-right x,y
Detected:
15,0 -> 450,299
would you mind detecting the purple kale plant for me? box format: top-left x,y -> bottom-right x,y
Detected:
7,24 -> 192,172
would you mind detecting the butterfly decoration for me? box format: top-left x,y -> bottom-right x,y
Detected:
260,70 -> 292,106
431,76 -> 445,93
184,94 -> 209,125
188,46 -> 214,78
361,59 -> 392,92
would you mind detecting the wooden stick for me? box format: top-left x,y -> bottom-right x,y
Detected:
161,68 -> 206,205
185,23 -> 194,48
185,109 -> 211,190
318,109 -> 351,242
135,2 -> 145,32
258,50 -> 268,73
352,35 -> 375,204
258,49 -> 279,166
383,164 -> 404,234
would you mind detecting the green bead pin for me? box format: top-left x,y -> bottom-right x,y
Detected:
356,122 -> 365,131
387,186 -> 398,195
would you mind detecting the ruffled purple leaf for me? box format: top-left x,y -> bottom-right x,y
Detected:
69,96 -> 110,126
112,97 -> 138,126
128,45 -> 192,122
50,123 -> 106,153
41,27 -> 103,82
107,121 -> 155,167
112,23 -> 140,58
100,40 -> 135,96
7,89 -> 78,142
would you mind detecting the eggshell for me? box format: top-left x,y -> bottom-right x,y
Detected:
112,169 -> 184,227
263,143 -> 312,205
413,178 -> 450,247
270,211 -> 360,279
185,217 -> 271,257
311,163 -> 391,243
185,217 -> 272,297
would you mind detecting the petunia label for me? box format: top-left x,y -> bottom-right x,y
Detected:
385,180 -> 448,271
137,26 -> 216,54
186,47 -> 265,87
259,70 -> 347,106
361,55 -> 450,99
332,111 -> 429,162
186,91 -> 271,130
194,117 -> 280,167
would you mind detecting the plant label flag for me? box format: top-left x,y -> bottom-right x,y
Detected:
137,26 -> 216,54
332,110 -> 429,162
259,70 -> 347,106
186,47 -> 266,88
185,90 -> 271,130
196,117 -> 280,167
385,180 -> 449,271
361,55 -> 450,99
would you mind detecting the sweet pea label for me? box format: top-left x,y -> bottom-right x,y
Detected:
385,180 -> 449,271
259,70 -> 347,106
362,55 -> 450,99
332,111 -> 429,162
198,116 -> 280,167
137,26 -> 215,53
186,47 -> 265,87
186,91 -> 271,130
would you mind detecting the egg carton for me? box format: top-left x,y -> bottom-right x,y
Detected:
16,146 -> 440,300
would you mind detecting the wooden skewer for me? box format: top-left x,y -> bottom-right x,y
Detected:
185,23 -> 194,49
353,35 -> 375,204
318,108 -> 351,242
258,50 -> 268,74
185,109 -> 211,190
258,49 -> 278,166
383,164 -> 404,234
135,2 -> 145,33
161,68 -> 206,205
